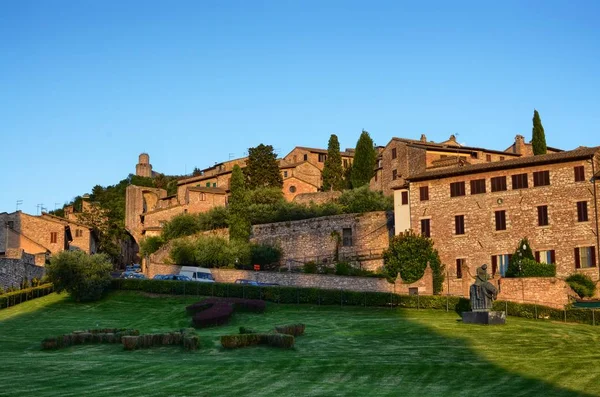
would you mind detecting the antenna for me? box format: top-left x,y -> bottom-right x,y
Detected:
54,203 -> 60,210
228,153 -> 235,160
16,200 -> 23,211
36,203 -> 43,215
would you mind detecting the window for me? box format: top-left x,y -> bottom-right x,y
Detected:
289,186 -> 297,193
401,191 -> 409,205
392,148 -> 397,159
486,154 -> 492,162
450,181 -> 466,197
495,210 -> 506,231
535,250 -> 555,264
500,156 -> 505,161
537,205 -> 548,226
342,228 -> 353,247
343,159 -> 348,168
490,176 -> 507,192
577,201 -> 588,222
575,246 -> 597,268
75,229 -> 83,238
470,179 -> 486,195
455,215 -> 465,235
318,153 -> 327,162
7,221 -> 14,229
574,166 -> 585,182
456,259 -> 465,279
392,170 -> 398,180
491,254 -> 510,277
303,154 -> 308,161
212,183 -> 217,188
420,219 -> 431,238
533,171 -> 550,187
200,193 -> 206,201
419,186 -> 429,201
206,182 -> 211,187
50,232 -> 58,243
374,172 -> 378,182
470,152 -> 478,159
283,171 -> 288,178
511,173 -> 528,189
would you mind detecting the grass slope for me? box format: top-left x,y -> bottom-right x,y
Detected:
0,291 -> 598,397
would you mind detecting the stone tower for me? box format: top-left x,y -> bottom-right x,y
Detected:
136,153 -> 153,177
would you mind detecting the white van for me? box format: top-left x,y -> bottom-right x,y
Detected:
179,266 -> 215,283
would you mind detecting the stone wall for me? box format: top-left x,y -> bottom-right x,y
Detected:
497,277 -> 576,309
0,251 -> 45,290
293,191 -> 342,205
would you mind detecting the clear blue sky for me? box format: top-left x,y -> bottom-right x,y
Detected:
2,0 -> 599,215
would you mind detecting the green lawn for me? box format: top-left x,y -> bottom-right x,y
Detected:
0,291 -> 599,397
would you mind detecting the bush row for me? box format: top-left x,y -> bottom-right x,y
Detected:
112,279 -> 600,326
122,329 -> 199,351
1,284 -> 54,309
186,298 -> 266,328
274,324 -> 305,337
41,329 -> 139,350
220,333 -> 295,349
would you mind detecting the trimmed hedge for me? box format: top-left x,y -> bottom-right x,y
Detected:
41,328 -> 139,350
274,324 -> 305,337
1,284 -> 54,309
566,274 -> 596,298
186,298 -> 266,328
221,333 -> 295,349
122,328 -> 199,351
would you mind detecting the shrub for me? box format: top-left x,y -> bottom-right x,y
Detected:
46,251 -> 112,302
41,329 -> 139,350
197,206 -> 229,230
187,298 -> 266,328
274,324 -> 305,337
566,274 -> 596,298
504,258 -> 556,278
161,214 -> 202,241
337,186 -> 393,213
250,244 -> 282,271
0,284 -> 54,309
220,333 -> 295,349
239,327 -> 257,334
303,261 -> 318,274
139,236 -> 165,256
505,238 -> 537,277
335,261 -> 352,276
383,231 -> 445,294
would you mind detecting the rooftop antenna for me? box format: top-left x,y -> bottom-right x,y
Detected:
16,200 -> 23,211
228,153 -> 235,160
54,203 -> 60,210
36,203 -> 43,215
41,205 -> 48,213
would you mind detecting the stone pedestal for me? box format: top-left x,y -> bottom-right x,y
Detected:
461,311 -> 506,325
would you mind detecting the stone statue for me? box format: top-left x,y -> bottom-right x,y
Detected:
470,264 -> 498,312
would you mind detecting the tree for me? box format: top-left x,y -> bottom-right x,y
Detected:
192,167 -> 202,176
229,165 -> 251,241
46,251 -> 112,302
351,130 -> 377,188
321,134 -> 344,191
532,109 -> 547,155
244,144 -> 283,189
383,231 -> 445,294
161,214 -> 201,241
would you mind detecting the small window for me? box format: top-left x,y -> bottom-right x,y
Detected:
318,153 -> 327,162
537,205 -> 548,226
495,210 -> 506,231
212,183 -> 217,188
392,170 -> 398,180
50,232 -> 58,243
470,179 -> 486,195
283,171 -> 288,178
533,171 -> 550,187
289,186 -> 297,193
491,254 -> 510,277
303,154 -> 308,161
574,166 -> 585,182
456,259 -> 465,279
7,221 -> 14,229
500,156 -> 505,161
342,228 -> 353,247
577,201 -> 588,222
343,159 -> 348,168
575,246 -> 597,268
391,148 -> 397,159
206,182 -> 211,187
75,229 -> 83,238
511,173 -> 528,189
200,193 -> 206,201
419,186 -> 429,201
486,154 -> 492,162
490,176 -> 507,192
470,152 -> 478,159
450,181 -> 466,197
455,215 -> 465,235
420,219 -> 431,238
535,250 -> 555,264
401,191 -> 409,205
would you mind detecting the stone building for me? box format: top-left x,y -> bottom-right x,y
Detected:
135,153 -> 156,178
393,146 -> 600,295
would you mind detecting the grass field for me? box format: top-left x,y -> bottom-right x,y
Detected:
1,291 -> 599,397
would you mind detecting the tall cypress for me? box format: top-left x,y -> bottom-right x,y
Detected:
351,130 -> 377,188
244,144 -> 283,189
321,134 -> 344,191
532,109 -> 547,155
229,165 -> 251,242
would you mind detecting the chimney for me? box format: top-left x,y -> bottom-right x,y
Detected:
448,134 -> 457,142
514,134 -> 526,155
420,134 -> 427,142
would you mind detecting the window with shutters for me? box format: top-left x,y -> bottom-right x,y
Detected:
577,201 -> 588,222
283,171 -> 288,178
490,176 -> 507,192
575,246 -> 596,268
303,154 -> 308,161
486,154 -> 492,162
342,228 -> 353,247
495,210 -> 506,231
50,232 -> 58,244
455,215 -> 465,235
318,153 -> 327,162
401,191 -> 409,205
419,186 -> 429,201
392,170 -> 398,180
491,254 -> 510,277
535,250 -> 556,264
574,166 -> 585,182
533,170 -> 550,187
470,179 -> 486,195
75,229 -> 83,238
391,148 -> 397,159
456,259 -> 465,279
511,173 -> 528,189
537,205 -> 549,226
420,219 -> 431,238
450,181 -> 465,197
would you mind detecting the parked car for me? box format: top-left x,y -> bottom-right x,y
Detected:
120,271 -> 146,280
153,275 -> 167,280
179,266 -> 215,283
154,274 -> 191,281
125,264 -> 142,273
234,279 -> 279,287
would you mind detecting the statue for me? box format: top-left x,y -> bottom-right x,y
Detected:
470,264 -> 498,311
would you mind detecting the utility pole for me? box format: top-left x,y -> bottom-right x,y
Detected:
16,200 -> 23,212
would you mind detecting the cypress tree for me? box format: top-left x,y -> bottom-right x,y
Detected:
351,130 -> 377,188
321,134 -> 344,191
532,109 -> 547,155
229,165 -> 251,242
244,144 -> 283,189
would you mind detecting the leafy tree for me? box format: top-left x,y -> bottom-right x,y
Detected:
532,109 -> 547,155
192,167 -> 202,176
322,134 -> 344,191
161,214 -> 201,241
337,185 -> 393,213
139,236 -> 165,256
505,237 -> 534,277
46,251 -> 112,302
250,243 -> 282,270
169,235 -> 251,268
566,274 -> 596,298
244,144 -> 283,189
343,163 -> 353,189
383,231 -> 445,294
351,130 -> 377,188
229,165 -> 251,241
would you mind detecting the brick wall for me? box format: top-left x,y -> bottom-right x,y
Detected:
0,251 -> 45,290
497,277 -> 575,309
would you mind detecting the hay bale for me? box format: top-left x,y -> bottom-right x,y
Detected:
122,336 -> 139,351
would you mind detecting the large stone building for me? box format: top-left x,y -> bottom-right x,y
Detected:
393,146 -> 600,294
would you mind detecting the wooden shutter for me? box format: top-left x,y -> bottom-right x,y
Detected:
491,256 -> 497,275
550,250 -> 556,264
591,247 -> 597,267
575,248 -> 581,268
535,251 -> 540,262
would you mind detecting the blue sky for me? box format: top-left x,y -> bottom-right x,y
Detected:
1,0 -> 599,214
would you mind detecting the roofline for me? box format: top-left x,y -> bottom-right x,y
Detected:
288,146 -> 355,157
40,212 -> 93,230
405,142 -> 521,157
178,170 -> 233,185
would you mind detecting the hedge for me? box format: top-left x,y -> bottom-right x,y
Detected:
42,328 -> 140,350
111,279 -> 600,326
221,333 -> 295,349
122,329 -> 199,351
186,298 -> 266,328
1,284 -> 54,309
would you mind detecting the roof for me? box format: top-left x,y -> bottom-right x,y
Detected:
400,139 -> 521,157
187,186 -> 228,194
178,170 -> 232,185
292,146 -> 355,157
159,195 -> 177,201
284,175 -> 320,189
407,146 -> 599,182
39,212 -> 93,230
